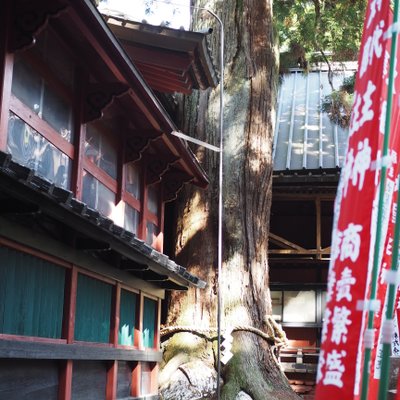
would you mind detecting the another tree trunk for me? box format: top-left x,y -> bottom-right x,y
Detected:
160,1 -> 300,399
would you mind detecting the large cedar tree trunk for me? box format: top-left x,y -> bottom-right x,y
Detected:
160,1 -> 300,399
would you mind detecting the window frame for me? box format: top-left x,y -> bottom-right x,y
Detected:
140,293 -> 160,350
5,36 -> 166,251
271,286 -> 327,328
117,285 -> 140,349
7,31 -> 76,190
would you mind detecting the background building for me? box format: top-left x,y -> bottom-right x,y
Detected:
270,65 -> 354,398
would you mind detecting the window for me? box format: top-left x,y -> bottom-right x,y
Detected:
74,274 -> 112,343
142,298 -> 157,348
119,289 -> 138,346
82,172 -> 116,218
124,204 -> 140,235
145,184 -> 162,248
123,162 -> 142,235
0,241 -> 162,400
0,246 -> 66,339
8,31 -> 74,189
125,162 -> 141,200
11,54 -> 73,140
146,221 -> 160,247
271,289 -> 326,326
147,185 -> 159,215
7,113 -> 71,188
283,291 -> 316,323
83,118 -> 145,237
85,124 -> 117,179
83,120 -> 119,222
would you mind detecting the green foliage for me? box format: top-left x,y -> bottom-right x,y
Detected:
321,72 -> 356,127
341,73 -> 356,93
274,0 -> 367,70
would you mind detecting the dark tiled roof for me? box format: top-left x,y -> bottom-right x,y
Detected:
0,151 -> 206,290
273,67 -> 354,175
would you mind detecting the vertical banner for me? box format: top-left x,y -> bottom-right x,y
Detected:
315,1 -> 393,399
368,29 -> 400,398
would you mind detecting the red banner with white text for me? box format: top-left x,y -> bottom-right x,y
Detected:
315,1 -> 394,399
367,16 -> 400,398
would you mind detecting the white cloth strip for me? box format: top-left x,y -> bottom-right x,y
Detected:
381,319 -> 394,344
382,155 -> 393,168
371,155 -> 394,170
384,22 -> 400,40
383,269 -> 400,285
364,328 -> 375,349
356,299 -> 381,312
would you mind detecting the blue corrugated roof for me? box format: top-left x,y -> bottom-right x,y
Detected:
273,66 -> 354,173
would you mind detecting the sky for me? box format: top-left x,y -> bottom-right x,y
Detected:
98,0 -> 191,29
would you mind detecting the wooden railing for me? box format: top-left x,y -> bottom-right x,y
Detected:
279,347 -> 320,374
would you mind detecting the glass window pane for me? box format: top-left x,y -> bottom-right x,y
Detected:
12,55 -> 73,143
125,162 -> 141,200
12,56 -> 42,112
42,83 -> 73,142
7,113 -> 71,189
142,298 -> 157,348
119,289 -> 137,346
74,274 -> 112,343
85,125 -> 117,179
146,222 -> 160,246
271,291 -> 283,322
0,246 -> 65,339
82,172 -> 115,218
147,185 -> 159,215
283,290 -> 316,323
124,204 -> 139,235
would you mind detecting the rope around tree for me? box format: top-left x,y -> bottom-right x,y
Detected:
160,316 -> 288,349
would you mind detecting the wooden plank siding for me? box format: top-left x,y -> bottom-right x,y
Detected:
0,359 -> 59,400
0,240 -> 163,400
74,274 -> 113,343
0,246 -> 66,339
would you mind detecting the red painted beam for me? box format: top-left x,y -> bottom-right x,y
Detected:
123,44 -> 191,72
58,360 -> 73,400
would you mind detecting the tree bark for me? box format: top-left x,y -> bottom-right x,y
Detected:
160,1 -> 300,399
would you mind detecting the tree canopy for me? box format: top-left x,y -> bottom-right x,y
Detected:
274,0 -> 367,70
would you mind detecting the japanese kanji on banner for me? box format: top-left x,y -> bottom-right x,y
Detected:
367,23 -> 400,398
315,1 -> 396,399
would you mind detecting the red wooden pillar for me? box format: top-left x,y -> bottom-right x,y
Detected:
58,361 -> 73,400
131,362 -> 141,397
106,283 -> 121,400
106,361 -> 118,400
151,363 -> 159,394
110,283 -> 121,345
139,167 -> 149,242
155,299 -> 161,349
59,267 -> 78,400
0,0 -> 13,151
71,69 -> 87,198
157,191 -> 165,252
